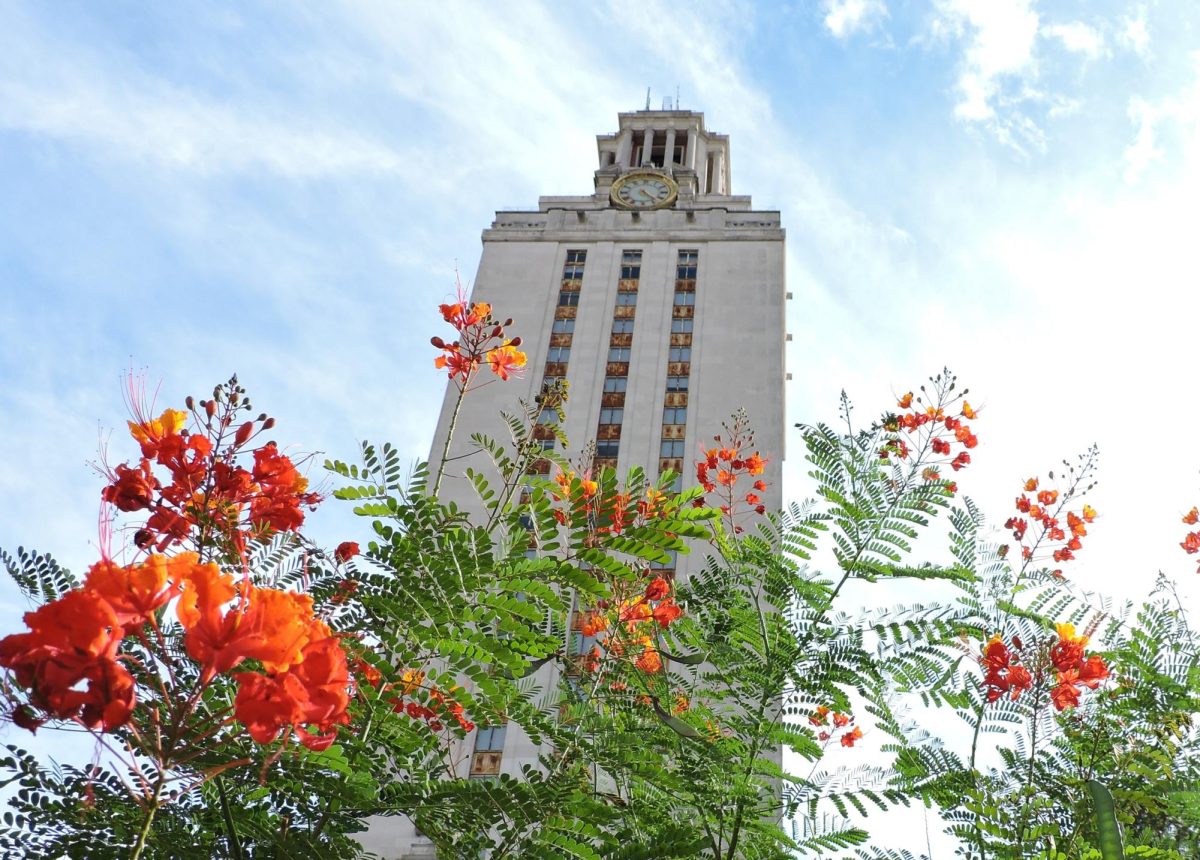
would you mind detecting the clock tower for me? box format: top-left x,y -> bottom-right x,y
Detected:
361,108 -> 786,859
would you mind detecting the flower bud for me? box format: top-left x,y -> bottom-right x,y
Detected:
205,400 -> 217,419
256,413 -> 267,422
234,421 -> 254,446
185,395 -> 195,410
509,336 -> 522,347
431,336 -> 445,348
503,318 -> 513,327
262,417 -> 276,430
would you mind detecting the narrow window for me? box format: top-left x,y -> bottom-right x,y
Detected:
603,377 -> 628,393
668,346 -> 691,363
559,291 -> 581,307
677,250 -> 698,280
599,408 -> 624,425
552,318 -> 576,334
612,319 -> 634,334
597,441 -> 620,458
673,292 -> 695,307
659,439 -> 685,458
608,347 -> 631,362
663,407 -> 686,424
620,250 -> 643,280
615,292 -> 638,306
666,376 -> 689,393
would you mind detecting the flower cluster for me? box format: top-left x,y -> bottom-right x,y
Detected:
1002,476 -> 1096,575
102,379 -> 320,558
979,625 -> 1108,712
1048,623 -> 1109,711
882,390 -> 980,489
808,706 -> 863,747
1179,506 -> 1200,572
980,635 -> 1033,703
431,287 -> 525,388
551,470 -> 673,539
694,410 -> 769,528
579,576 -> 684,676
0,552 -> 352,749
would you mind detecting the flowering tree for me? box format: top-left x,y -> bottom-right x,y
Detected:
1,302 -> 1199,859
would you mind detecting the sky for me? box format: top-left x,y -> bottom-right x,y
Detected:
1,0 -> 1199,852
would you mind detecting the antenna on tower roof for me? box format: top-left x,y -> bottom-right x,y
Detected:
676,85 -> 680,109
645,87 -> 651,110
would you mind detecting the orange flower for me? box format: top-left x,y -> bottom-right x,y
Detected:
840,726 -> 864,747
962,401 -> 979,419
832,712 -> 850,728
1181,533 -> 1200,555
334,541 -> 360,563
808,705 -> 830,726
1185,507 -> 1200,525
744,453 -> 766,476
128,408 -> 188,458
1023,478 -> 1038,492
1051,675 -> 1082,711
84,554 -> 185,630
897,392 -> 913,409
1081,504 -> 1097,523
486,344 -> 527,381
1037,490 -> 1059,506
580,611 -> 609,637
635,646 -> 663,674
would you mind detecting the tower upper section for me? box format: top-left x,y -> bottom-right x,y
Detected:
594,110 -> 731,200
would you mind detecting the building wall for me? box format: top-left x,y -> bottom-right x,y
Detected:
363,114 -> 785,859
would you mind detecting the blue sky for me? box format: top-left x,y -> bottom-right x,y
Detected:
1,0 -> 1199,848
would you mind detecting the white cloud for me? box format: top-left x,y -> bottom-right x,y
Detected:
822,0 -> 888,40
1118,5 -> 1151,59
931,0 -> 1040,124
1041,21 -> 1107,61
1123,52 -> 1200,182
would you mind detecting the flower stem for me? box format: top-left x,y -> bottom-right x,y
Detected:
432,382 -> 469,497
129,775 -> 165,860
217,776 -> 245,860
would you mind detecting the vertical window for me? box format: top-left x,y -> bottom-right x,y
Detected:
599,408 -> 624,425
673,291 -> 695,307
558,291 -> 581,307
474,724 -> 509,752
563,249 -> 586,280
666,376 -> 689,392
612,319 -> 634,334
597,441 -> 620,458
670,317 -> 693,333
551,318 -> 575,334
668,346 -> 691,363
677,250 -> 698,280
547,346 -> 571,363
660,439 -> 685,458
620,250 -> 643,280
615,292 -> 638,306
603,377 -> 628,393
663,406 -> 687,424
608,347 -> 631,362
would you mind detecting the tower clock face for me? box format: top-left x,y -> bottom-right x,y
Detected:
611,173 -> 677,209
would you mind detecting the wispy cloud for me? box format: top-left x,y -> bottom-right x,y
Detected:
822,0 -> 889,40
1041,21 -> 1107,61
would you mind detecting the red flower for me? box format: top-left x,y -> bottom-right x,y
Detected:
832,712 -> 850,728
1183,532 -> 1200,555
334,542 -> 360,564
1185,507 -> 1200,525
840,726 -> 864,747
101,460 -> 158,512
809,706 -> 829,726
651,600 -> 683,629
1051,676 -> 1081,711
644,578 -> 670,602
